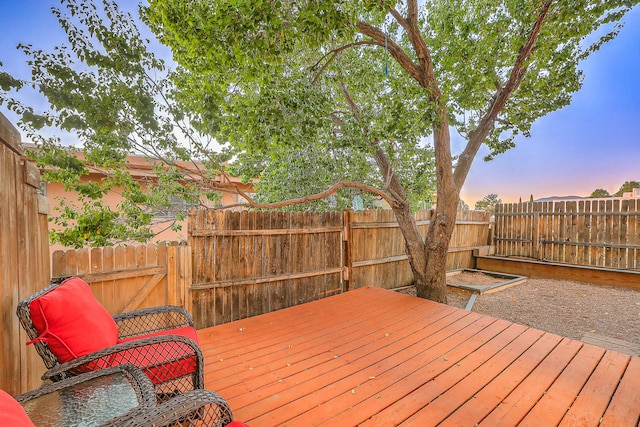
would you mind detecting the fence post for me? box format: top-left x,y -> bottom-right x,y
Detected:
1,113 -> 51,395
182,244 -> 193,314
167,244 -> 192,312
533,211 -> 540,259
342,209 -> 353,291
167,245 -> 191,312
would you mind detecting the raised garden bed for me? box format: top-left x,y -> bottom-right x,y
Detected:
446,268 -> 527,295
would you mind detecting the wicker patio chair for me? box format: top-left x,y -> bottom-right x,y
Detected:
16,277 -> 204,401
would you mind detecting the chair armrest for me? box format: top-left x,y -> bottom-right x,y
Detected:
41,335 -> 204,394
113,306 -> 194,340
112,389 -> 234,427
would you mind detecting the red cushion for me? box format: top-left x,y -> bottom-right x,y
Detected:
113,326 -> 200,384
227,422 -> 251,427
28,277 -> 119,363
0,390 -> 35,427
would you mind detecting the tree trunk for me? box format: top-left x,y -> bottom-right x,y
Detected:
360,0 -> 551,305
417,200 -> 458,303
414,106 -> 459,303
372,141 -> 456,304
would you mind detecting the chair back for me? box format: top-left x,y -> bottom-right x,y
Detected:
17,277 -> 120,370
16,282 -> 64,369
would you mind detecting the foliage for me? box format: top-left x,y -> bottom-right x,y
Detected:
614,181 -> 639,197
457,199 -> 470,212
474,194 -> 502,212
156,10 -> 438,211
232,145 -> 377,211
3,0 -> 633,297
0,0 -> 231,248
1,0 -> 439,250
144,0 -> 638,192
589,188 -> 611,198
145,0 -> 639,301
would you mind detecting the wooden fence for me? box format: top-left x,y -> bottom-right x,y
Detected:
51,243 -> 191,315
188,208 -> 491,328
0,114 -> 51,396
188,210 -> 346,328
48,209 -> 490,330
494,200 -> 640,270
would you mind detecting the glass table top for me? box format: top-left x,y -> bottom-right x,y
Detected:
22,372 -> 141,427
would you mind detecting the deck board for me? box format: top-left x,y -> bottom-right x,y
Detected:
198,287 -> 640,426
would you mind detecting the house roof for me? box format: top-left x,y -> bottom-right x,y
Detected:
21,143 -> 254,188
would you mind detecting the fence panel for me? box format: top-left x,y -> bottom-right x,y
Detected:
494,200 -> 640,270
50,243 -> 186,315
44,208 -> 493,333
627,199 -> 639,269
188,210 -> 345,328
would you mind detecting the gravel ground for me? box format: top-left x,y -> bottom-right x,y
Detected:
398,273 -> 640,346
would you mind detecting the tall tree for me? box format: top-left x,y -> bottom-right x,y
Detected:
589,188 -> 611,198
614,181 -> 639,197
475,194 -> 502,213
145,0 -> 638,302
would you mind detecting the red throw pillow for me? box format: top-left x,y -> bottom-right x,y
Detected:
28,277 -> 119,363
0,390 -> 35,427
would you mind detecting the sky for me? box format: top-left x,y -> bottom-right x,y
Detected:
1,1 -> 639,206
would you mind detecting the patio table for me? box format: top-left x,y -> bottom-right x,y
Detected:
17,365 -> 156,427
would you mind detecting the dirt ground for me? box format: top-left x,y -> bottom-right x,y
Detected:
398,273 -> 640,346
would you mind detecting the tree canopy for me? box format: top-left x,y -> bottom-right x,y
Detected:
146,1 -> 439,211
474,194 -> 502,212
614,181 -> 639,197
0,0 -> 238,247
1,0 -> 440,249
145,0 -> 638,302
589,188 -> 611,198
145,0 -> 635,161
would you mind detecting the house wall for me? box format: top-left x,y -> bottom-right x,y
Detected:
42,160 -> 254,252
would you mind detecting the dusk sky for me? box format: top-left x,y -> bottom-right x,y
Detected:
1,1 -> 639,206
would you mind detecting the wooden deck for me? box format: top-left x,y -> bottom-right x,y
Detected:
197,287 -> 640,426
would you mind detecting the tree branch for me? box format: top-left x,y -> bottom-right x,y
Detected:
339,81 -> 362,122
220,181 -> 398,210
356,21 -> 424,84
388,7 -> 409,33
338,80 -> 408,205
407,0 -> 419,28
311,40 -> 381,84
454,0 -> 554,189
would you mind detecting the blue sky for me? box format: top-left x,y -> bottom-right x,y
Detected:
1,1 -> 639,205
